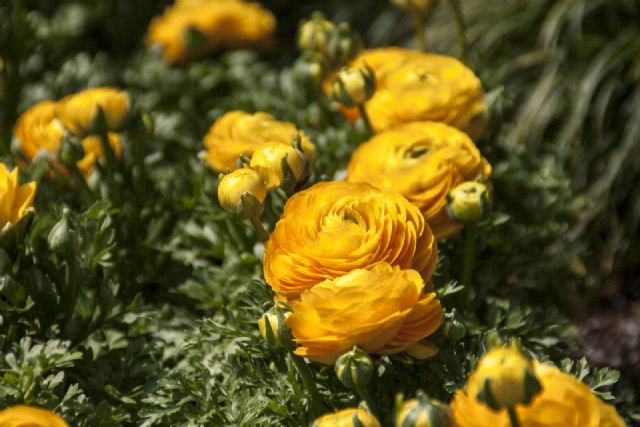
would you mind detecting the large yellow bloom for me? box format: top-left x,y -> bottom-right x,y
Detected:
0,164 -> 37,229
451,362 -> 627,427
56,87 -> 130,135
335,48 -> 484,134
0,405 -> 68,427
14,100 -> 123,176
202,111 -> 315,172
312,408 -> 381,427
146,0 -> 276,63
286,263 -> 443,364
347,121 -> 491,239
264,180 -> 437,301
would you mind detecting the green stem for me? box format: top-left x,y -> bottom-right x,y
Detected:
247,212 -> 269,242
358,104 -> 374,134
67,163 -> 93,203
507,407 -> 521,427
446,0 -> 468,62
355,385 -> 380,420
461,224 -> 477,289
412,11 -> 427,52
291,354 -> 326,418
99,130 -> 118,171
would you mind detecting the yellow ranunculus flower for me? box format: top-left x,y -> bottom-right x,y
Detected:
0,164 -> 37,230
333,48 -> 484,134
15,100 -> 123,176
146,0 -> 276,63
0,405 -> 68,427
249,142 -> 306,190
451,362 -> 627,427
286,263 -> 443,364
203,111 -> 315,172
312,408 -> 381,427
347,121 -> 491,239
56,87 -> 130,135
263,181 -> 438,301
217,167 -> 267,214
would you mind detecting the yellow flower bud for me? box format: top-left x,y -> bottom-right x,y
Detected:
471,344 -> 541,410
327,22 -> 363,67
258,308 -> 291,349
217,168 -> 267,216
249,142 -> 307,191
56,87 -> 130,136
0,405 -> 69,427
298,12 -> 335,55
312,408 -> 381,427
0,164 -> 37,230
396,392 -> 453,427
331,66 -> 376,108
446,182 -> 490,224
392,0 -> 430,12
335,347 -> 374,389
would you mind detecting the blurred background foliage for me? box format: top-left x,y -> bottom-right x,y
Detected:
0,0 -> 639,425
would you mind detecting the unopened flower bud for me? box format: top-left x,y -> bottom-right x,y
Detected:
472,342 -> 542,410
298,12 -> 335,55
442,310 -> 466,343
331,65 -> 376,108
405,341 -> 439,360
258,308 -> 291,349
446,181 -> 490,224
217,168 -> 267,218
292,51 -> 327,89
335,347 -> 374,389
58,136 -> 85,166
396,391 -> 454,427
250,142 -> 307,191
48,209 -> 77,257
312,407 -> 381,427
327,22 -> 363,66
392,0 -> 430,12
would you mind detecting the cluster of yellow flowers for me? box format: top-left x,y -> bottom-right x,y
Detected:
146,0 -> 276,63
14,87 -> 128,176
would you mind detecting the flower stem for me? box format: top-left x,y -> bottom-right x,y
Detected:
355,384 -> 380,420
508,407 -> 521,427
445,0 -> 468,62
358,104 -> 374,134
412,11 -> 427,52
291,354 -> 327,418
461,223 -> 477,289
247,212 -> 269,242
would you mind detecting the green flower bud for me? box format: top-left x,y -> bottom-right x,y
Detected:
292,51 -> 327,89
258,308 -> 292,349
396,391 -> 454,427
335,347 -> 374,389
331,65 -> 376,108
48,208 -> 77,257
327,22 -> 363,66
446,181 -> 490,224
298,12 -> 335,55
442,309 -> 467,343
58,136 -> 85,166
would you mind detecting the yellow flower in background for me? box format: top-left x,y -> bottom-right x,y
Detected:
347,121 -> 491,239
451,362 -> 627,427
392,0 -> 431,11
14,101 -> 65,160
333,48 -> 484,134
203,111 -> 315,172
263,180 -> 437,301
286,263 -> 443,364
249,142 -> 306,190
146,0 -> 276,63
217,167 -> 267,214
56,87 -> 130,135
0,405 -> 68,427
14,100 -> 123,176
312,408 -> 381,427
0,164 -> 37,229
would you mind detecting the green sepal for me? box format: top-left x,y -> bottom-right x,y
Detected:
476,378 -> 501,411
523,368 -> 542,404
